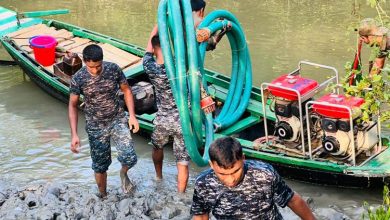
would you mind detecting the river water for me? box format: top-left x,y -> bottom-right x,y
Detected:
1,0 -> 389,219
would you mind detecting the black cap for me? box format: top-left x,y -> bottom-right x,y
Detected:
191,0 -> 206,11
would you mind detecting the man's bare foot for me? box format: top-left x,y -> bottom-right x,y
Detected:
97,192 -> 108,200
120,170 -> 135,194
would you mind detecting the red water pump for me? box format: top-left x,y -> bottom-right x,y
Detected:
268,74 -> 318,144
312,94 -> 379,160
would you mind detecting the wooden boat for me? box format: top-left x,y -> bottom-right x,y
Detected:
1,6 -> 390,188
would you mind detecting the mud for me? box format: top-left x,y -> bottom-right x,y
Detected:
0,179 -> 370,220
0,180 -> 192,220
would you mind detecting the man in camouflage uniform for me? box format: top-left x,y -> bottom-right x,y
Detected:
192,0 -> 206,28
143,26 -> 191,193
358,18 -> 390,75
191,137 -> 316,220
68,44 -> 139,198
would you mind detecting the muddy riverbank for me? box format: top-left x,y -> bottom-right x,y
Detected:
0,177 -> 370,220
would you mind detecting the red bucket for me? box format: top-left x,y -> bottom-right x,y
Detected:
29,35 -> 57,66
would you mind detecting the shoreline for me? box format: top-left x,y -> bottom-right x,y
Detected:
0,179 -> 368,219
0,180 -> 192,219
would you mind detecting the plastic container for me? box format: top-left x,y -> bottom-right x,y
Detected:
29,35 -> 57,66
268,75 -> 318,100
312,94 -> 365,119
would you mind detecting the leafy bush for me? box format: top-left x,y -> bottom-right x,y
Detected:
340,64 -> 390,127
362,185 -> 390,220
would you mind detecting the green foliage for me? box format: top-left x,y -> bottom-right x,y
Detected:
369,47 -> 381,62
362,185 -> 390,220
341,64 -> 390,127
339,0 -> 390,127
365,0 -> 390,26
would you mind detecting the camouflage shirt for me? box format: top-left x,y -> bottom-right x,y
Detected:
377,27 -> 390,58
191,160 -> 294,220
70,61 -> 127,125
142,52 -> 179,119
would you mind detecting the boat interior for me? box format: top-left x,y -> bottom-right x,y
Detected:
6,23 -> 142,85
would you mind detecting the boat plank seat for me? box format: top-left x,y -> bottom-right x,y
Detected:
24,52 -> 55,74
123,60 -> 143,78
11,27 -> 56,53
98,43 -> 141,66
25,52 -> 61,74
68,42 -> 95,56
98,47 -> 133,69
58,37 -> 91,51
97,43 -> 141,70
51,29 -> 74,42
6,24 -> 48,38
67,41 -> 131,70
10,25 -> 73,53
12,26 -> 56,39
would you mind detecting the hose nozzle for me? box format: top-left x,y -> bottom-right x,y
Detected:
200,85 -> 215,114
196,28 -> 211,43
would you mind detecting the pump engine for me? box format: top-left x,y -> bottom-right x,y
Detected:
312,94 -> 379,160
131,81 -> 156,114
268,75 -> 318,144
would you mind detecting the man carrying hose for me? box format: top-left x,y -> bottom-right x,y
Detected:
68,44 -> 139,198
143,26 -> 191,193
191,0 -> 206,28
192,0 -> 229,51
357,18 -> 390,75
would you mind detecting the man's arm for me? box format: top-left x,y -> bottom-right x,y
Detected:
146,25 -> 158,53
121,83 -> 139,133
191,179 -> 211,220
193,214 -> 209,220
370,57 -> 386,75
287,193 -> 316,220
68,94 -> 80,153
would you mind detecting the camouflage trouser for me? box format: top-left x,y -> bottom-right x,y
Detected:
151,114 -> 190,163
86,116 -> 137,173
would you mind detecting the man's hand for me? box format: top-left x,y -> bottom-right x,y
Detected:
128,115 -> 139,133
70,135 -> 80,153
146,25 -> 159,53
151,25 -> 158,37
287,193 -> 316,220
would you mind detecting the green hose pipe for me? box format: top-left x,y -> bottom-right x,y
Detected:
197,12 -> 249,129
199,31 -> 240,118
158,0 -> 210,166
197,11 -> 252,130
200,31 -> 239,122
157,1 -> 251,166
216,24 -> 247,121
218,24 -> 252,128
167,0 -> 197,147
180,0 -> 203,146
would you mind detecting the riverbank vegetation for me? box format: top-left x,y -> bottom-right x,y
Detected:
350,1 -> 390,217
339,0 -> 390,128
362,186 -> 390,219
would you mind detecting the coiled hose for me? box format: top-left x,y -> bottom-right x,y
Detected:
157,0 -> 252,166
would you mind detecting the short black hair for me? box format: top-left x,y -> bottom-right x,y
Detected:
82,44 -> 103,62
151,35 -> 160,48
209,137 -> 243,169
191,0 -> 206,12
